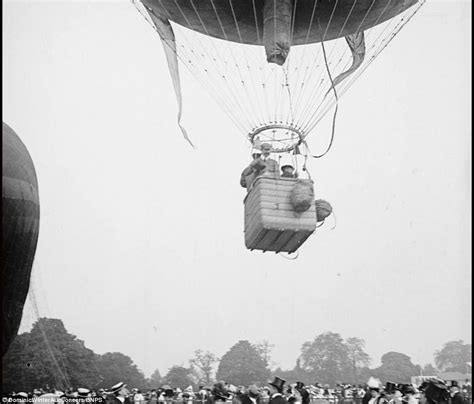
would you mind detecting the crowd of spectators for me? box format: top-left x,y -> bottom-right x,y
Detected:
2,377 -> 472,404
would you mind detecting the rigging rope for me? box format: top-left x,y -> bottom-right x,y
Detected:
305,36 -> 339,159
133,0 -> 425,150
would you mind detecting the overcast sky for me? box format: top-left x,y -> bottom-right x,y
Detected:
3,0 -> 471,378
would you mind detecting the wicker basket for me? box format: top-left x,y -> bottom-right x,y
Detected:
244,177 -> 316,253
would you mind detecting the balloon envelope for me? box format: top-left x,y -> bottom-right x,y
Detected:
149,0 -> 418,45
2,122 -> 40,356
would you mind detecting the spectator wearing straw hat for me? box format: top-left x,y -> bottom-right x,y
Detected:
108,382 -> 131,404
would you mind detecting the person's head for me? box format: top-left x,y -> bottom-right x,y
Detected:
248,385 -> 259,399
212,382 -> 228,403
404,386 -> 416,396
268,376 -> 286,395
268,385 -> 279,396
119,387 -> 129,397
114,383 -> 130,398
369,389 -> 379,398
260,143 -> 272,157
281,165 -> 295,176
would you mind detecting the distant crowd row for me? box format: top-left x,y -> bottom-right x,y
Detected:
3,377 -> 472,404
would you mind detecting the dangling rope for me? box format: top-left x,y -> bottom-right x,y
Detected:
307,35 -> 339,159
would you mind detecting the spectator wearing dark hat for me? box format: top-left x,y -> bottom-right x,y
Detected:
449,381 -> 465,404
401,385 -> 418,404
280,164 -> 296,179
285,384 -> 302,404
295,382 -> 309,404
390,387 -> 403,404
210,382 -> 229,404
268,376 -> 287,404
367,387 -> 383,404
235,385 -> 260,404
362,387 -> 373,404
197,387 -> 208,403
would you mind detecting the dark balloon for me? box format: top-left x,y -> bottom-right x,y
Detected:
2,122 -> 40,356
146,0 -> 418,45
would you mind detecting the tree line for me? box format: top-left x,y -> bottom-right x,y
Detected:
2,318 -> 471,392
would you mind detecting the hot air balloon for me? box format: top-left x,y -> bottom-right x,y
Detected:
133,0 -> 425,252
2,122 -> 40,356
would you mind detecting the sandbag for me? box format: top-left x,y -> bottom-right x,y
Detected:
315,199 -> 333,222
290,180 -> 314,213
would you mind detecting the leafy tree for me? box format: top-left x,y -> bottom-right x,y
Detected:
254,340 -> 275,368
357,366 -> 373,384
96,352 -> 147,390
164,366 -> 195,389
2,333 -> 34,391
434,340 -> 472,373
372,352 -> 419,383
2,318 -> 100,391
299,332 -> 351,385
148,368 -> 163,388
189,350 -> 219,385
216,340 -> 270,386
422,363 -> 438,376
95,352 -> 146,390
346,337 -> 372,384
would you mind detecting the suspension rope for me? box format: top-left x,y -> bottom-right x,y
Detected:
133,0 -> 425,150
301,0 -> 423,135
133,0 -> 253,133
307,0 -> 425,132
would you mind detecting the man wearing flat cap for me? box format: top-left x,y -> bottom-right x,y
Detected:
268,376 -> 287,404
240,143 -> 279,191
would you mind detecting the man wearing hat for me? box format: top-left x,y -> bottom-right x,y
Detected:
449,381 -> 464,404
234,384 -> 260,404
259,143 -> 279,176
77,388 -> 91,404
268,376 -> 287,404
295,382 -> 309,404
109,382 -> 131,404
16,392 -> 29,403
211,381 -> 230,403
132,389 -> 145,404
240,143 -> 279,191
400,385 -> 418,404
240,150 -> 261,189
280,163 -> 297,178
366,378 -> 383,404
